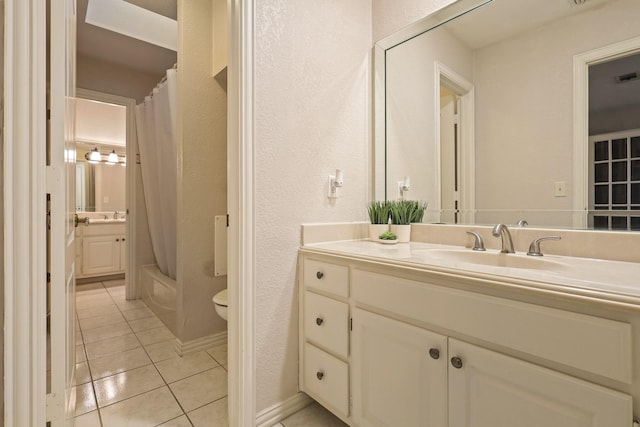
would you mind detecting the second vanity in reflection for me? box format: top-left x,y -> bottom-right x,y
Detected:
298,230 -> 640,426
76,214 -> 127,278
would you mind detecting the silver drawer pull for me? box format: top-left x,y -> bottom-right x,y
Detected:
316,317 -> 324,326
429,348 -> 440,359
316,371 -> 324,380
316,271 -> 324,279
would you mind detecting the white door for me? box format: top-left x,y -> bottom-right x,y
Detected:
351,308 -> 447,427
47,0 -> 77,424
448,339 -> 632,427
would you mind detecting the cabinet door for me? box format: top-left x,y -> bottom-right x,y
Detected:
448,339 -> 632,427
352,308 -> 447,427
82,235 -> 120,275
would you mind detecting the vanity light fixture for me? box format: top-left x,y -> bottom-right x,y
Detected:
84,148 -> 126,166
88,148 -> 102,164
398,176 -> 411,199
328,169 -> 344,199
106,150 -> 119,165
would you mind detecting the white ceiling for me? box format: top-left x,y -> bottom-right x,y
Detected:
77,0 -> 177,76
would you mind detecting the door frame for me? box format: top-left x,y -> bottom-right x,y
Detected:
4,0 -> 48,424
435,61 -> 475,224
228,0 -> 256,425
573,35 -> 640,228
76,89 -> 138,298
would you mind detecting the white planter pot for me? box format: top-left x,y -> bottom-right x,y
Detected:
390,224 -> 411,243
369,224 -> 389,242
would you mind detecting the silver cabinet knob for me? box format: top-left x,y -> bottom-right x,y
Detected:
315,317 -> 324,326
316,271 -> 324,279
116,238 -> 120,242
451,357 -> 463,369
316,371 -> 324,380
429,348 -> 440,359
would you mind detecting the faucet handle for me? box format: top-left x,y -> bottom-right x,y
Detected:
466,231 -> 486,251
527,236 -> 561,257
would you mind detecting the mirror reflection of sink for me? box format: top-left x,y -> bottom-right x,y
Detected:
414,249 -> 568,271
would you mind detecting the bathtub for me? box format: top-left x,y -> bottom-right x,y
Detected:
140,264 -> 178,336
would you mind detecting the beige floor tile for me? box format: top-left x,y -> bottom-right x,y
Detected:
85,333 -> 141,360
135,325 -> 175,346
281,402 -> 348,427
89,347 -> 152,380
169,367 -> 227,412
99,386 -> 183,427
144,339 -> 179,363
79,312 -> 126,331
122,307 -> 155,321
158,415 -> 193,426
206,343 -> 228,368
76,294 -> 114,310
76,344 -> 87,363
73,382 -> 97,417
76,361 -> 92,385
188,396 -> 228,427
82,321 -> 132,344
155,351 -> 218,383
103,278 -> 125,288
128,316 -> 164,332
73,409 -> 102,427
75,332 -> 84,347
114,298 -> 148,312
77,282 -> 106,292
77,304 -> 121,320
94,364 -> 165,408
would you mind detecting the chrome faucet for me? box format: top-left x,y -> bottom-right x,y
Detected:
113,210 -> 119,219
492,223 -> 515,254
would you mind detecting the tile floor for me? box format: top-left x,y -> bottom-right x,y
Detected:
73,278 -> 346,427
73,279 -> 228,426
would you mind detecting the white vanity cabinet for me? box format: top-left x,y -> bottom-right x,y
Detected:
77,223 -> 126,277
298,252 -> 635,427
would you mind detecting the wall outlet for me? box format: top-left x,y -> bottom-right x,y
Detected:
554,181 -> 567,197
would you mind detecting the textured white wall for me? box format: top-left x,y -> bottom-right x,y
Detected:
372,0 -> 456,41
176,0 -> 228,342
254,0 -> 372,412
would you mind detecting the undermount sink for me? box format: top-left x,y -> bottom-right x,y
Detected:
415,249 -> 569,271
88,218 -> 126,224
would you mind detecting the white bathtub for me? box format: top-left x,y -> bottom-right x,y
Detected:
140,264 -> 177,336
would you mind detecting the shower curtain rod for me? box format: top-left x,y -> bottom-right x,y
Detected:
147,63 -> 178,98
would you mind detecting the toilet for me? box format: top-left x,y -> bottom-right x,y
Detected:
213,289 -> 228,321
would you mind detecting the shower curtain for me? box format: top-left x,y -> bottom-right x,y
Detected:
135,68 -> 178,279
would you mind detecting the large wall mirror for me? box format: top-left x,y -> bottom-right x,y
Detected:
375,0 -> 640,230
75,97 -> 127,212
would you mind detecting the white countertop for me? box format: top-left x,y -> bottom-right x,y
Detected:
300,240 -> 640,308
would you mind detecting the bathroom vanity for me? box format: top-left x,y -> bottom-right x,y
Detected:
298,239 -> 640,426
76,219 -> 127,278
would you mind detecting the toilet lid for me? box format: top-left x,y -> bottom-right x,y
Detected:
213,289 -> 228,307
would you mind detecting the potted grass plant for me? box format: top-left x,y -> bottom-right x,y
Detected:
367,201 -> 390,241
390,200 -> 428,242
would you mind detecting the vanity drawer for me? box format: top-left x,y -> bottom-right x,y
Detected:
352,269 -> 632,383
304,292 -> 349,358
304,259 -> 348,297
303,342 -> 349,417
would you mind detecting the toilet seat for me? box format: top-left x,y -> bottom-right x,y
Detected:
213,289 -> 228,307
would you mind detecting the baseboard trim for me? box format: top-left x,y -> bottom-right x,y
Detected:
255,392 -> 313,427
175,330 -> 227,356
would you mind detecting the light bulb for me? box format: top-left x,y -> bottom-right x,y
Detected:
88,148 -> 101,164
107,150 -> 118,165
